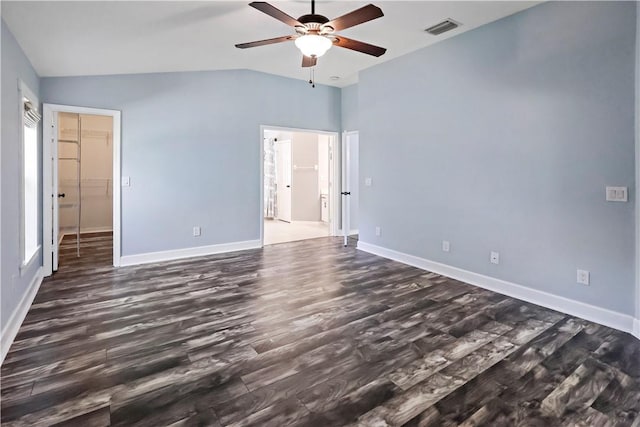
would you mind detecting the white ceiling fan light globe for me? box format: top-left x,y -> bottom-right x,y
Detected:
295,34 -> 333,58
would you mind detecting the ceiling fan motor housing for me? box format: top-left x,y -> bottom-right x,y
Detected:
298,14 -> 333,33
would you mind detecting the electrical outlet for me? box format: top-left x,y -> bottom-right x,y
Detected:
442,240 -> 450,252
577,269 -> 590,285
490,251 -> 500,265
375,226 -> 381,237
365,177 -> 372,187
193,226 -> 201,237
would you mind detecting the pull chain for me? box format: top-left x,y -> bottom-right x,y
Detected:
309,67 -> 315,88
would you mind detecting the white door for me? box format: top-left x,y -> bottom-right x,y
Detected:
342,131 -> 359,245
275,140 -> 292,223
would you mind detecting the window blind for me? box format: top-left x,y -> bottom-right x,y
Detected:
23,100 -> 41,128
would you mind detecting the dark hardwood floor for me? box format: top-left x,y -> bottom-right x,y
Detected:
2,233 -> 640,426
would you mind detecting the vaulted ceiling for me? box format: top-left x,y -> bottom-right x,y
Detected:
2,1 -> 539,87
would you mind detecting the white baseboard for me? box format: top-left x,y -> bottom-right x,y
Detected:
61,227 -> 113,237
634,318 -> 640,339
357,241 -> 636,335
120,240 -> 262,267
1,267 -> 44,365
80,227 -> 113,234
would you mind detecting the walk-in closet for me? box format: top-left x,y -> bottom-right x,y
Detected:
57,112 -> 113,259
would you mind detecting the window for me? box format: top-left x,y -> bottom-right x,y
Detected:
21,83 -> 40,268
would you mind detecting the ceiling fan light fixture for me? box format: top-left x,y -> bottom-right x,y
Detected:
295,34 -> 332,58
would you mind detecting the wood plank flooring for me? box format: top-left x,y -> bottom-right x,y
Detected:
2,233 -> 640,426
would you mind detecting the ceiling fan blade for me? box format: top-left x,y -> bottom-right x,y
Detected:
334,36 -> 386,57
249,2 -> 303,27
235,35 -> 295,49
302,55 -> 317,67
323,4 -> 383,32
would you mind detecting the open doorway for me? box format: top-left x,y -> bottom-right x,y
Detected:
57,112 -> 113,265
262,127 -> 337,245
43,104 -> 121,275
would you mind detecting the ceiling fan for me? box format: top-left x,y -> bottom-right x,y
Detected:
235,1 -> 387,68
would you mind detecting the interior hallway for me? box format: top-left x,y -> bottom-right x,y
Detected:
1,236 -> 639,426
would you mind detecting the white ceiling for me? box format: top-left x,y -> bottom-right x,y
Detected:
1,1 -> 539,87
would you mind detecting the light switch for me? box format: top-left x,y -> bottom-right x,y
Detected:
605,186 -> 627,202
122,176 -> 130,187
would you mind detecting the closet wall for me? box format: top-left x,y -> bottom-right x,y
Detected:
58,113 -> 113,236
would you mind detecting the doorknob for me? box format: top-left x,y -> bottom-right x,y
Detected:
58,193 -> 66,198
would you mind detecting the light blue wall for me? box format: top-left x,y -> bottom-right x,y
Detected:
1,20 -> 42,331
358,1 -> 636,315
41,70 -> 341,256
341,84 -> 359,132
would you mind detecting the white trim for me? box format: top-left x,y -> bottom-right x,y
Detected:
59,228 -> 113,243
19,245 -> 41,275
357,241 -> 636,334
330,133 -> 341,237
1,267 -> 44,365
634,318 -> 640,339
19,80 -> 40,268
259,125 -> 340,246
67,227 -> 113,235
42,104 -> 122,275
120,240 -> 262,267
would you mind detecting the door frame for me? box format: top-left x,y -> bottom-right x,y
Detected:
259,125 -> 340,246
42,104 -> 122,275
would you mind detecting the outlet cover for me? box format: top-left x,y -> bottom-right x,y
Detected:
606,186 -> 628,202
490,251 -> 500,265
193,226 -> 201,237
577,269 -> 590,285
442,240 -> 450,252
375,226 -> 381,236
365,177 -> 372,187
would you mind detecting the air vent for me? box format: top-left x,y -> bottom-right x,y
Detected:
425,19 -> 460,35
